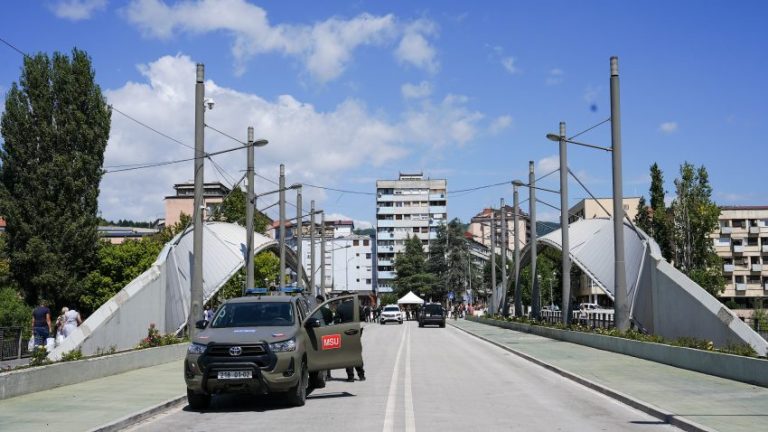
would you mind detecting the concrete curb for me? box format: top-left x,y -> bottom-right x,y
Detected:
89,394 -> 186,432
449,321 -> 716,432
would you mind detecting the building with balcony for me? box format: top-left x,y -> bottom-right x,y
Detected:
467,206 -> 529,255
711,206 -> 768,314
164,182 -> 230,227
375,172 -> 447,292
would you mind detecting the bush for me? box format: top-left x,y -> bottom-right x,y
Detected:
29,346 -> 51,366
60,348 -> 83,362
0,287 -> 31,331
136,323 -> 182,349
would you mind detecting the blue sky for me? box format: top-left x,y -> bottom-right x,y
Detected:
1,0 -> 766,227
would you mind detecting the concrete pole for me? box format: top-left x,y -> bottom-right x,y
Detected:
500,198 -> 508,316
245,127 -> 255,295
611,56 -> 630,331
559,121 -> 572,325
490,210 -> 496,315
279,164 -> 286,289
320,212 -> 326,297
530,161 -> 540,320
310,200 -> 316,296
296,187 -> 303,290
189,63 -> 205,338
513,184 -> 522,317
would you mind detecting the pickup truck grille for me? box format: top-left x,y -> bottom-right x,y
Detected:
208,344 -> 267,356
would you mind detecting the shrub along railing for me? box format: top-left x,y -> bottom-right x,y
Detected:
0,327 -> 32,361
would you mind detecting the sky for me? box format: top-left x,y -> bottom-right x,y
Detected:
0,0 -> 766,228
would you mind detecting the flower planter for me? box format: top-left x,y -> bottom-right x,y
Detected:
0,343 -> 188,400
469,316 -> 768,388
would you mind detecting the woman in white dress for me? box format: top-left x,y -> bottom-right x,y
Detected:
61,308 -> 82,338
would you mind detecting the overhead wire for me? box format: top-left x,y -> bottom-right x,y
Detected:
568,118 -> 611,141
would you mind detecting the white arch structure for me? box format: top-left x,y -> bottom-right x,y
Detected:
520,218 -> 767,356
50,222 -> 308,360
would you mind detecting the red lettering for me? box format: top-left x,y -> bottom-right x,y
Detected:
321,334 -> 341,350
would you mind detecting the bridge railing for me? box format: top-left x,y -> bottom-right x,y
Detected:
539,310 -> 615,329
1,327 -> 32,361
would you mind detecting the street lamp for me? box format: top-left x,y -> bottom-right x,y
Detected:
545,56 -> 627,331
245,127 -> 268,296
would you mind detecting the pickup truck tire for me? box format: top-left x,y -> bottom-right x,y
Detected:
286,359 -> 308,407
187,388 -> 210,410
309,370 -> 326,391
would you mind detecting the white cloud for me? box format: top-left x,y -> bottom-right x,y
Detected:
401,81 -> 432,99
658,122 -> 678,134
100,55 -> 484,221
50,0 -> 107,20
537,155 -> 559,174
123,0 -> 437,82
394,19 -> 439,73
583,85 -> 601,104
489,115 -> 513,134
501,57 -> 518,74
546,68 -> 564,85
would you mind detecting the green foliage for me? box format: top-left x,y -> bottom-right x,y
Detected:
136,323 -> 181,349
649,163 -> 674,260
394,235 -> 436,298
78,237 -> 163,315
211,187 -> 270,232
0,286 -> 31,328
29,346 -> 51,366
426,219 -> 470,301
94,345 -> 117,357
634,196 -> 651,234
60,348 -> 83,362
0,48 -> 110,307
210,251 -> 280,305
378,293 -> 397,306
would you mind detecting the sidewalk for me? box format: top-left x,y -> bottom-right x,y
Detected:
0,360 -> 185,432
450,319 -> 767,432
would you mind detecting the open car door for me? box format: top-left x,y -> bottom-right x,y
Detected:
304,295 -> 363,372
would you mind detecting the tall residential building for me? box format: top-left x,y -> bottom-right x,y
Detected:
711,206 -> 768,316
567,197 -> 641,224
376,173 -> 447,292
467,205 -> 529,254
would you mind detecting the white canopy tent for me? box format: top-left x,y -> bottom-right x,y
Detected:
397,291 -> 425,305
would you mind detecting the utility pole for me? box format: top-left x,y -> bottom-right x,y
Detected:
320,212 -> 326,297
279,164 -> 286,289
529,161 -> 540,320
490,209 -> 496,315
513,183 -> 522,317
296,186 -> 303,290
189,63 -> 205,339
310,200 -> 316,297
245,127 -> 255,295
500,198 -> 508,316
559,121 -> 571,325
611,56 -> 629,331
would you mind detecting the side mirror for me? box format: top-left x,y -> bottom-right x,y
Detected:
195,320 -> 208,329
305,318 -> 321,328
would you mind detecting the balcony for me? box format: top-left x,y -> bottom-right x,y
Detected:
723,264 -> 735,273
765,281 -> 768,290
377,220 -> 394,228
720,226 -> 732,234
750,226 -> 762,234
377,194 -> 394,202
429,193 -> 446,200
429,206 -> 447,214
735,283 -> 747,291
377,259 -> 393,266
763,245 -> 768,253
733,245 -> 745,253
752,264 -> 763,272
377,271 -> 396,279
377,207 -> 394,215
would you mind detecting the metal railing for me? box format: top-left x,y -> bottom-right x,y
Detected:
740,317 -> 768,342
539,310 -> 615,329
1,327 -> 32,360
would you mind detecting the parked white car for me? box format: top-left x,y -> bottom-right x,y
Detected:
379,305 -> 403,325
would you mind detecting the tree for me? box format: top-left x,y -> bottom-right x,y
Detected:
393,235 -> 436,298
0,286 -> 30,329
211,187 -> 270,232
211,250 -> 280,305
0,49 -> 110,307
634,196 -> 651,234
649,163 -> 673,260
670,163 -> 724,295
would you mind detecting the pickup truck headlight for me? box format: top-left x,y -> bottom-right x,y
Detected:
269,338 -> 297,352
188,342 -> 207,354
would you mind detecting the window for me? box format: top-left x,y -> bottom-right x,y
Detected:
353,240 -> 359,246
366,253 -> 371,259
366,279 -> 371,285
364,240 -> 369,246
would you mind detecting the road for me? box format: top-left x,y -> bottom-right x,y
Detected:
128,321 -> 679,431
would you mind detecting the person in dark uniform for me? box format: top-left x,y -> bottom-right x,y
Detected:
339,293 -> 365,382
315,295 -> 333,325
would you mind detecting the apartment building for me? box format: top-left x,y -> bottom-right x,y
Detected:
164,182 -> 230,227
467,205 -> 529,254
568,197 -> 641,224
711,206 -> 768,314
376,173 -> 447,292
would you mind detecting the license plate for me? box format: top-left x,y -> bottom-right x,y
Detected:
426,313 -> 432,317
217,370 -> 252,380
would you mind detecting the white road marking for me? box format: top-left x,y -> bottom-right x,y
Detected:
404,324 -> 415,432
382,324 -> 408,432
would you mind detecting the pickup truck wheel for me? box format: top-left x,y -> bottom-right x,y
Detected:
286,359 -> 308,407
186,388 -> 210,410
309,370 -> 326,391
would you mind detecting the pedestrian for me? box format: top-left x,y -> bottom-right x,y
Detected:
61,307 -> 82,338
345,302 -> 366,382
55,307 -> 68,344
31,301 -> 51,348
203,304 -> 214,323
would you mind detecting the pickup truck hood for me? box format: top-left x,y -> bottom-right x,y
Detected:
195,325 -> 297,345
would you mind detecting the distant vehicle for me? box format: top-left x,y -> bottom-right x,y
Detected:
579,303 -> 600,311
418,303 -> 446,328
379,304 -> 403,325
184,294 -> 363,410
541,304 -> 560,312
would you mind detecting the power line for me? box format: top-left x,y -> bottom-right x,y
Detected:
447,180 -> 510,195
0,36 -> 29,59
104,143 -> 252,174
112,106 -> 194,151
205,123 -> 246,145
536,168 -> 559,182
568,118 -> 611,141
303,183 -> 375,196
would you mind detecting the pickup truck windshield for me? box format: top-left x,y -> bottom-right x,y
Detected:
210,302 -> 294,328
